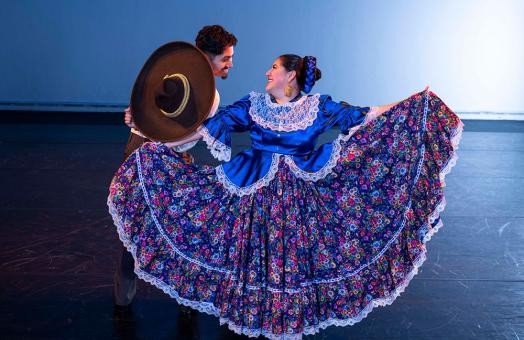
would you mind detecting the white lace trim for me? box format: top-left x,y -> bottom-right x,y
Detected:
198,125 -> 231,162
248,92 -> 320,132
283,122 -> 364,182
216,153 -> 281,197
423,118 -> 464,243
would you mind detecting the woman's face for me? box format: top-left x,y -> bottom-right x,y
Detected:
265,58 -> 293,94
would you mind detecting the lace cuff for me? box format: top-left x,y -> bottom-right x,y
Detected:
130,127 -> 148,139
198,126 -> 231,162
364,106 -> 381,124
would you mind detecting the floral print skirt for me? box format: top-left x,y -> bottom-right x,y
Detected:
108,91 -> 463,339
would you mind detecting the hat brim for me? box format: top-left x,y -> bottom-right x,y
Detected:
130,41 -> 215,142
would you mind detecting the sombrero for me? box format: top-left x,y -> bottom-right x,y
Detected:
130,41 -> 215,142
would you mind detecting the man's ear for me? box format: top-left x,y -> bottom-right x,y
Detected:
205,52 -> 216,62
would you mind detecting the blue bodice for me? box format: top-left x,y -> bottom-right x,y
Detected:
199,92 -> 369,194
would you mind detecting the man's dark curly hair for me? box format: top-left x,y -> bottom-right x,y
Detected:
195,25 -> 237,56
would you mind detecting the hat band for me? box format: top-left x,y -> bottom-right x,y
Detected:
160,73 -> 190,118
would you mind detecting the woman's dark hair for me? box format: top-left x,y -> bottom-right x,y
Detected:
279,54 -> 322,93
195,25 -> 237,56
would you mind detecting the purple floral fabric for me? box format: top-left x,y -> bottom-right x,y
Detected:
108,91 -> 462,339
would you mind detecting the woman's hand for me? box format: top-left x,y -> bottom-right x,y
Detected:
365,102 -> 398,123
413,85 -> 429,97
124,106 -> 136,128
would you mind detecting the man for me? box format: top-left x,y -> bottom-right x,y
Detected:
114,25 -> 237,309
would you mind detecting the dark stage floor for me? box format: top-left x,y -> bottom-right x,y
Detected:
1,117 -> 523,339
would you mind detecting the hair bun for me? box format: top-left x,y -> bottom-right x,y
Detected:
302,56 -> 321,94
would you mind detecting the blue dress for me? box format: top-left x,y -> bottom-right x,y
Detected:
108,89 -> 463,339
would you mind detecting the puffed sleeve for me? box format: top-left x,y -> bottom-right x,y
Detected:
198,95 -> 252,162
317,95 -> 370,133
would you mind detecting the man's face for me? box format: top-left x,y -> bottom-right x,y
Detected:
208,45 -> 234,79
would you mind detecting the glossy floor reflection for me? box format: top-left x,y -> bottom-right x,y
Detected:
1,117 -> 523,339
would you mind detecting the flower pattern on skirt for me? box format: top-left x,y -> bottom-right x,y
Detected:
108,91 -> 463,339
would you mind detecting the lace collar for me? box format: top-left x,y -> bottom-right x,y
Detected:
248,92 -> 320,132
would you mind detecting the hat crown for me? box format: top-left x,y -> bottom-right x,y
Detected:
155,74 -> 190,117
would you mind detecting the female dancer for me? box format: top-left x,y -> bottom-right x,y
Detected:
108,54 -> 463,339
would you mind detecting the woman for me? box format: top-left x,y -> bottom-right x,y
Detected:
108,54 -> 463,339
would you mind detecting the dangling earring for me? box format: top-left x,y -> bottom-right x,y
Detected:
284,85 -> 293,97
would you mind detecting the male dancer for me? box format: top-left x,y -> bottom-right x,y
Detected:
114,25 -> 237,309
